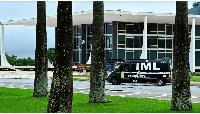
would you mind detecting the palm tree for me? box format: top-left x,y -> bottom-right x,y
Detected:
33,1 -> 48,97
171,1 -> 192,110
89,1 -> 107,103
46,1 -> 73,113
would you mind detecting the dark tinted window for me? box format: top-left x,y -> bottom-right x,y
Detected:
106,23 -> 112,34
126,23 -> 134,34
118,22 -> 126,30
126,38 -> 134,48
147,23 -> 157,34
130,63 -> 136,71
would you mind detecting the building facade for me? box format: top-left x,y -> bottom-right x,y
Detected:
1,10 -> 200,72
71,21 -> 200,68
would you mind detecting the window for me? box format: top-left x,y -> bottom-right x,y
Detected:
166,53 -> 172,60
166,25 -> 172,35
126,38 -> 134,48
77,26 -> 82,36
158,53 -> 165,59
73,38 -> 77,49
126,52 -> 133,59
134,50 -> 142,59
134,23 -> 144,34
130,63 -> 136,71
134,36 -> 143,48
118,22 -> 126,30
147,36 -> 157,48
158,39 -> 165,48
196,40 -> 200,49
106,23 -> 112,34
87,37 -> 92,49
126,23 -> 134,34
147,23 -> 157,34
106,50 -> 112,61
158,24 -> 165,31
195,25 -> 200,36
166,39 -> 172,49
195,51 -> 200,66
150,50 -> 157,59
87,25 -> 91,35
118,35 -> 125,44
118,49 -> 125,59
106,36 -> 112,48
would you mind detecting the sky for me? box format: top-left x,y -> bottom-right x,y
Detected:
0,1 -> 195,59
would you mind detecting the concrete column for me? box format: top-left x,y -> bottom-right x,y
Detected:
112,21 -> 118,59
81,24 -> 86,64
189,17 -> 195,72
1,25 -> 4,66
1,25 -> 11,66
140,16 -> 147,59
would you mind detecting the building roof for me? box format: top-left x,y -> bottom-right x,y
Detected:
1,10 -> 200,27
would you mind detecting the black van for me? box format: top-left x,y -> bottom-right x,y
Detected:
105,59 -> 172,86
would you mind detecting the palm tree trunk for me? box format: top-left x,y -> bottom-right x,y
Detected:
89,1 -> 107,103
171,1 -> 192,110
46,1 -> 73,113
33,1 -> 48,97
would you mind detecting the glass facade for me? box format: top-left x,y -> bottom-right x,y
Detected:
71,21 -> 200,67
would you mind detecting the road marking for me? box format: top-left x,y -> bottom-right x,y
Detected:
147,97 -> 155,98
192,96 -> 198,98
119,95 -> 125,97
126,94 -> 133,95
0,84 -> 5,85
161,94 -> 167,96
20,86 -> 24,87
79,91 -> 85,92
155,96 -> 161,97
9,87 -> 15,88
134,93 -> 140,94
24,88 -> 27,89
8,85 -> 13,86
77,88 -> 85,89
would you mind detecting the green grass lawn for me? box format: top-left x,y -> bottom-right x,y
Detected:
190,77 -> 200,82
0,87 -> 200,113
73,75 -> 90,78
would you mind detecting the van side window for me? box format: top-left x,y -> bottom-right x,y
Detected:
130,63 -> 136,72
122,64 -> 129,72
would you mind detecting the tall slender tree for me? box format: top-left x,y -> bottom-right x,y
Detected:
33,1 -> 48,97
46,1 -> 73,113
89,1 -> 107,103
171,1 -> 192,110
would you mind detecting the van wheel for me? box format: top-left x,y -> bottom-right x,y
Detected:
157,79 -> 165,86
111,78 -> 121,85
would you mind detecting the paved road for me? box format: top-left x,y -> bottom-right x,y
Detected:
0,79 -> 200,103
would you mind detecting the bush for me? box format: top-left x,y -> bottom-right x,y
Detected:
190,72 -> 200,76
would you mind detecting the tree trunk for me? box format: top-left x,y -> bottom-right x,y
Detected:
33,1 -> 48,97
171,1 -> 192,111
46,1 -> 73,113
89,1 -> 107,103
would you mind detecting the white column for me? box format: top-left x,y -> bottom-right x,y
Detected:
189,17 -> 195,72
140,15 -> 147,59
1,25 -> 5,66
1,25 -> 11,66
